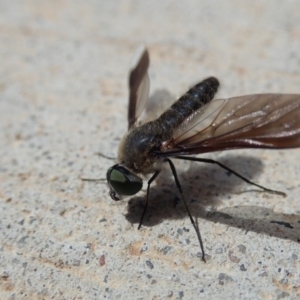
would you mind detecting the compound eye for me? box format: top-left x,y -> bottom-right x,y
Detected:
107,165 -> 143,200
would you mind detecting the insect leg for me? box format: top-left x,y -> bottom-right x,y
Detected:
138,170 -> 161,230
165,158 -> 206,262
96,152 -> 116,160
174,156 -> 286,197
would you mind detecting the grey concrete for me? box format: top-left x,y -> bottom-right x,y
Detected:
0,1 -> 300,299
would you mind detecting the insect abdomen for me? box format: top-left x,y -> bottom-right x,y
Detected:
157,77 -> 219,133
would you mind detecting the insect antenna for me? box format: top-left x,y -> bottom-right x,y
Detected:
174,156 -> 286,197
81,177 -> 106,182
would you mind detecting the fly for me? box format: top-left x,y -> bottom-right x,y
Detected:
105,48 -> 300,262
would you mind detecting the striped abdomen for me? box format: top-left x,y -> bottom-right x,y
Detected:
156,77 -> 219,134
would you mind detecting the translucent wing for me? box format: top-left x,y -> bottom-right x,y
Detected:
159,94 -> 300,156
128,48 -> 150,129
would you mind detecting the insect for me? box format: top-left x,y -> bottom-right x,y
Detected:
106,48 -> 300,262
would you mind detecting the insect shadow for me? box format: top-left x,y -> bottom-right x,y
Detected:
125,153 -> 299,244
207,206 -> 300,245
125,154 -> 266,222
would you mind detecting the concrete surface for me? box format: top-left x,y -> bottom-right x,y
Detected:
1,1 -> 300,299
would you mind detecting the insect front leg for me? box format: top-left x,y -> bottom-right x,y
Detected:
165,158 -> 206,262
138,170 -> 161,230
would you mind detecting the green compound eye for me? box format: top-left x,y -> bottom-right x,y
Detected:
107,165 -> 143,200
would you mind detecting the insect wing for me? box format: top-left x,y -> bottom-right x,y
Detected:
128,48 -> 150,129
173,98 -> 227,143
159,94 -> 300,155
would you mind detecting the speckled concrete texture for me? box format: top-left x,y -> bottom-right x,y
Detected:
1,1 -> 300,299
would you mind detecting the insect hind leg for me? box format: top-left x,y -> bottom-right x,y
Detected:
174,156 -> 286,197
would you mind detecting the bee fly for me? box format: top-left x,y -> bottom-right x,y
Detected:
104,48 -> 300,262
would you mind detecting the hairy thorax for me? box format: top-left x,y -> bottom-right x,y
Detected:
118,121 -> 171,174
